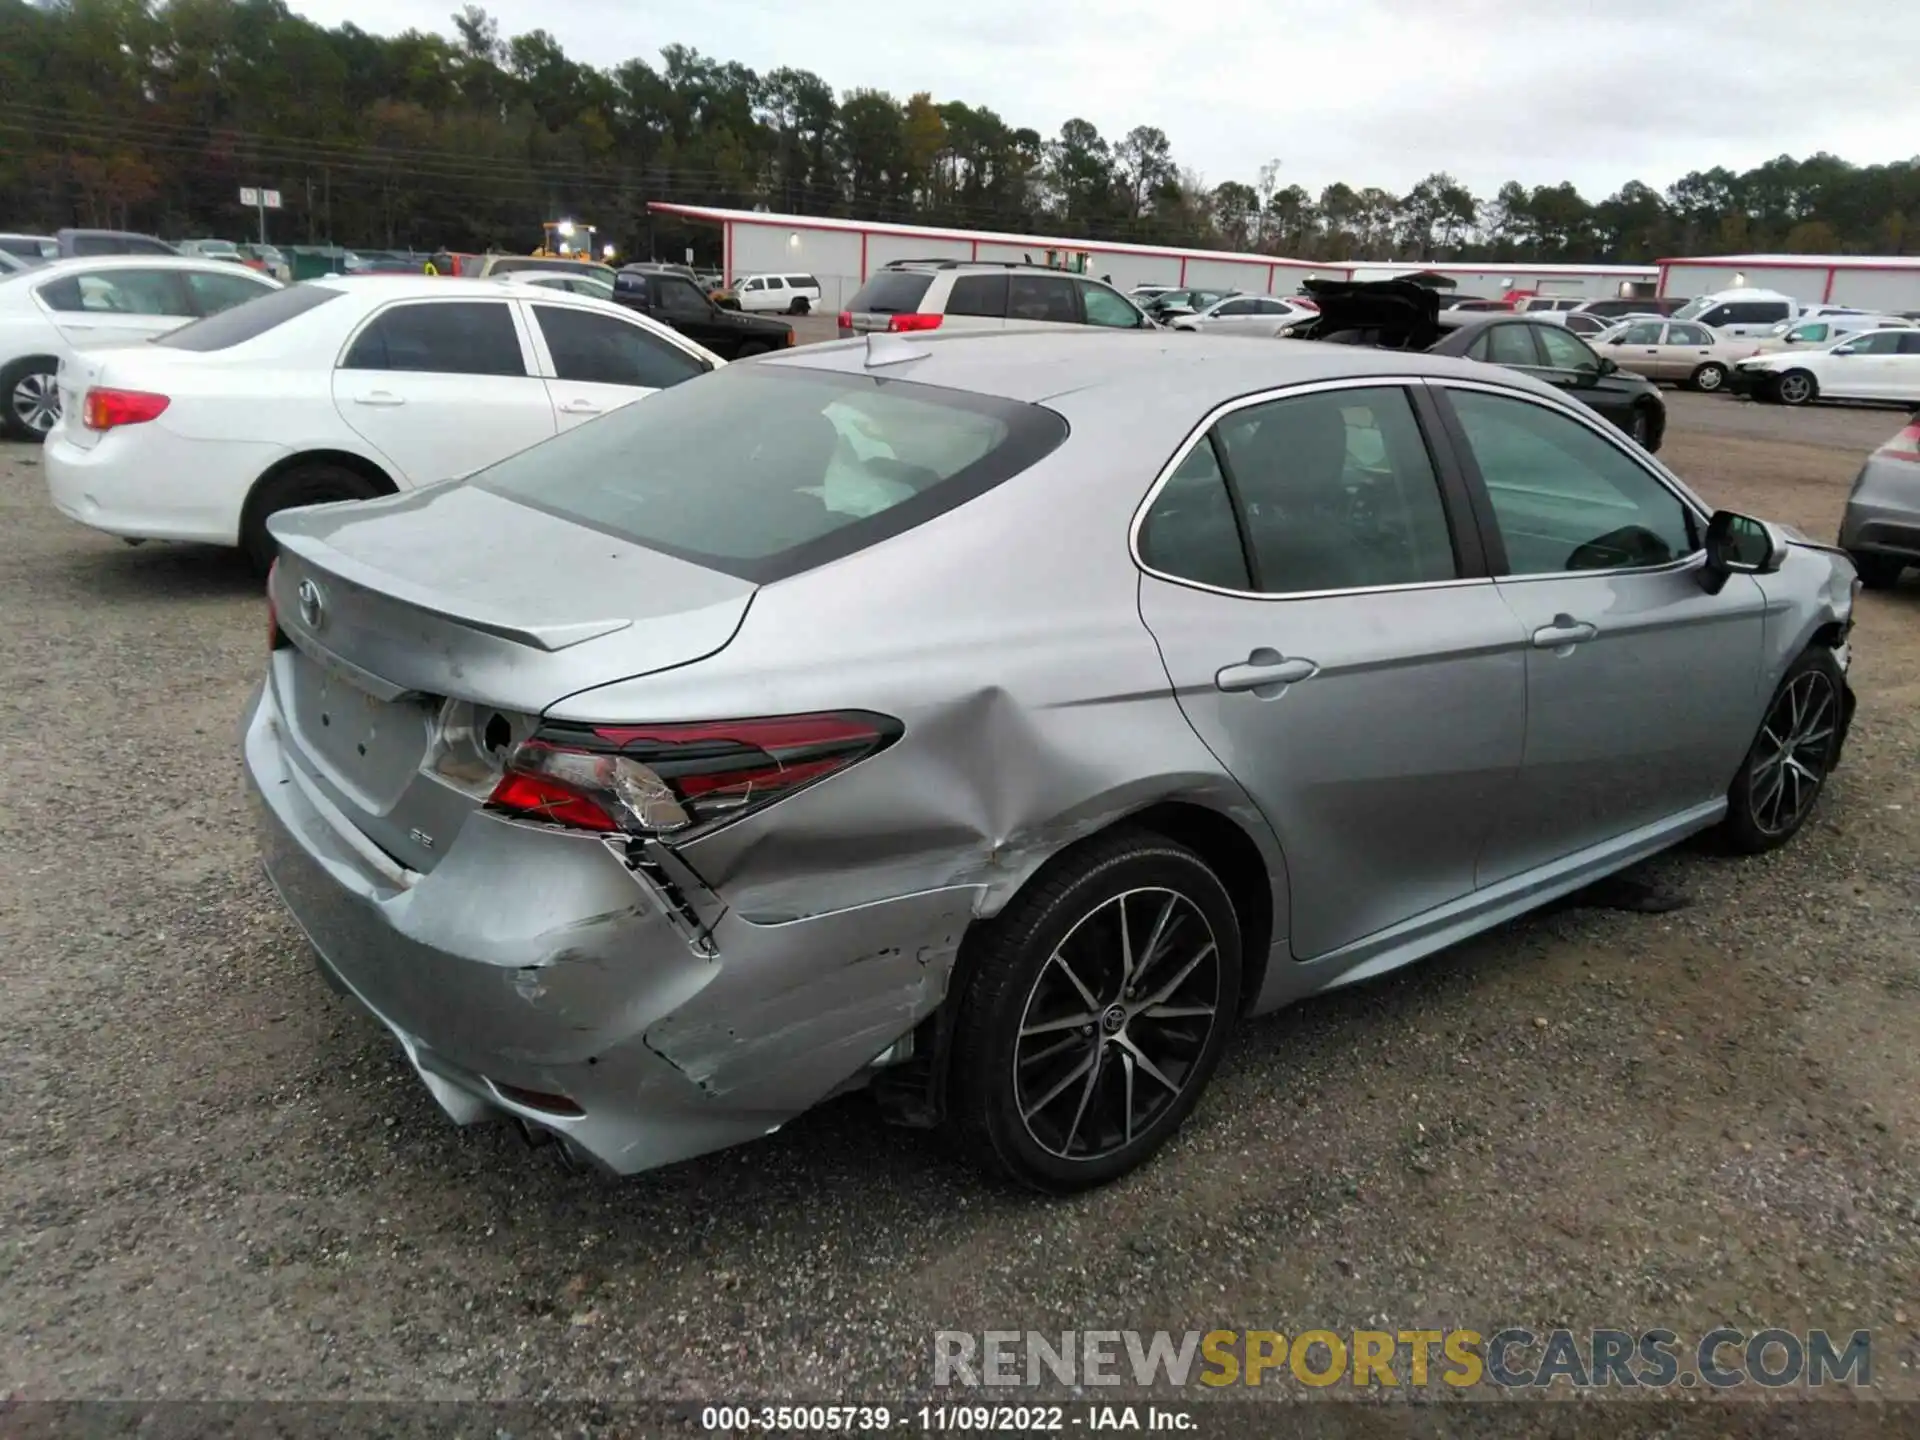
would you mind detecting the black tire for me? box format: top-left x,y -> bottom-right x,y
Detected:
788,297 -> 810,315
1691,362 -> 1728,393
1720,648 -> 1846,855
1774,370 -> 1817,406
240,462 -> 386,575
946,830 -> 1241,1193
1850,552 -> 1905,590
1626,404 -> 1655,449
1,355 -> 61,442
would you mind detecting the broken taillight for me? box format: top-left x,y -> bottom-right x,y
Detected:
1882,421 -> 1920,463
485,712 -> 902,839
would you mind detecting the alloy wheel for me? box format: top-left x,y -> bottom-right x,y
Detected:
1013,887 -> 1221,1162
11,371 -> 58,435
1777,373 -> 1813,405
1748,669 -> 1839,836
1695,365 -> 1725,392
1629,409 -> 1651,445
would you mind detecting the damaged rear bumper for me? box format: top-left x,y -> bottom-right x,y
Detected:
242,683 -> 978,1175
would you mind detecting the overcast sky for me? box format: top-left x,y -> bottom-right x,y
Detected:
289,0 -> 1919,200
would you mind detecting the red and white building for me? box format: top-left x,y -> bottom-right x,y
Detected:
648,202 -> 1686,309
1657,254 -> 1920,312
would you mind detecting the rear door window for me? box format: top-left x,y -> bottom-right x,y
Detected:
945,274 -> 1008,317
473,367 -> 1068,582
532,305 -> 707,389
1137,437 -> 1251,590
1210,386 -> 1459,593
1007,274 -> 1078,324
341,300 -> 526,375
847,271 -> 934,315
155,283 -> 341,350
38,267 -> 191,315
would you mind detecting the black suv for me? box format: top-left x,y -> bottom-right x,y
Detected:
1295,280 -> 1667,452
612,266 -> 794,358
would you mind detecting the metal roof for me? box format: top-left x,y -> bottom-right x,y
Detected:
1658,253 -> 1920,271
648,202 -> 1329,271
653,204 -> 1658,277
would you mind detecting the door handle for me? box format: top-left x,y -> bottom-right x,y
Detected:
1216,649 -> 1317,694
352,391 -> 406,407
1531,614 -> 1598,649
557,399 -> 604,415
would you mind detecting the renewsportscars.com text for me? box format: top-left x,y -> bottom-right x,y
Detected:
933,1328 -> 1871,1390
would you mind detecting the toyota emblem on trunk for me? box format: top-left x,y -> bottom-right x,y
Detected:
296,578 -> 326,631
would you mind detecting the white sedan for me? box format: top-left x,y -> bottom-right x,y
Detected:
2,255 -> 281,440
44,275 -> 723,569
1169,294 -> 1318,337
1729,327 -> 1920,406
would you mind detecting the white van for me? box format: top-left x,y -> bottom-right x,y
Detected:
735,272 -> 823,315
1671,287 -> 1799,337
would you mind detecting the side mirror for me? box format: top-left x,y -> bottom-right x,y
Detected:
1832,345 -> 1856,357
1596,357 -> 1619,376
1699,509 -> 1787,593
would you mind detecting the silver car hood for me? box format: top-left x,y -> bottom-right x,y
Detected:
269,483 -> 755,712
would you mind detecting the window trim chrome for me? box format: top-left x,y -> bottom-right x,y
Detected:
1129,371 -> 1704,601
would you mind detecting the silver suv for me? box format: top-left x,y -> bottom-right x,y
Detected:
838,261 -> 1153,336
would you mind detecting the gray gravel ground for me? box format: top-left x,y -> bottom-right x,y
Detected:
3,393 -> 1918,1415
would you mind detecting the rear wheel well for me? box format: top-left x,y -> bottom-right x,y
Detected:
238,450 -> 397,571
246,450 -> 396,518
873,800 -> 1277,1132
1124,801 -> 1275,1016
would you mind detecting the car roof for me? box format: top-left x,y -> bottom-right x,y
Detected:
20,254 -> 278,277
762,327 -> 1569,409
310,274 -> 566,301
883,259 -> 1094,275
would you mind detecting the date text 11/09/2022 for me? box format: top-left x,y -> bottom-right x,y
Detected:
701,1406 -> 1192,1432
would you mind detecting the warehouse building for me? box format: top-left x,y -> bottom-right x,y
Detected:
1658,254 -> 1920,313
648,202 -> 1328,310
649,202 -> 1662,308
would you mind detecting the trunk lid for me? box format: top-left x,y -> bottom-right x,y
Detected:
267,483 -> 756,872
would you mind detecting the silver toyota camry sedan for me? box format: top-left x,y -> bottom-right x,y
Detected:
246,328 -> 1860,1192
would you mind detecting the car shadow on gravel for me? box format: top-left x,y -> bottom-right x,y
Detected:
56,539 -> 259,600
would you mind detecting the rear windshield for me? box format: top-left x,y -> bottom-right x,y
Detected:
474,365 -> 1069,583
846,271 -> 934,314
155,283 -> 342,351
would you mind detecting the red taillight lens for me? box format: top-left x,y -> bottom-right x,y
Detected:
485,712 -> 901,838
1884,422 -> 1920,462
82,387 -> 169,432
836,310 -> 853,329
887,313 -> 942,333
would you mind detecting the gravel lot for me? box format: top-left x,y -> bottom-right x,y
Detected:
4,389 -> 1918,1410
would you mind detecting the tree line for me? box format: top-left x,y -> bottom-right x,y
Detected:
3,0 -> 1917,265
